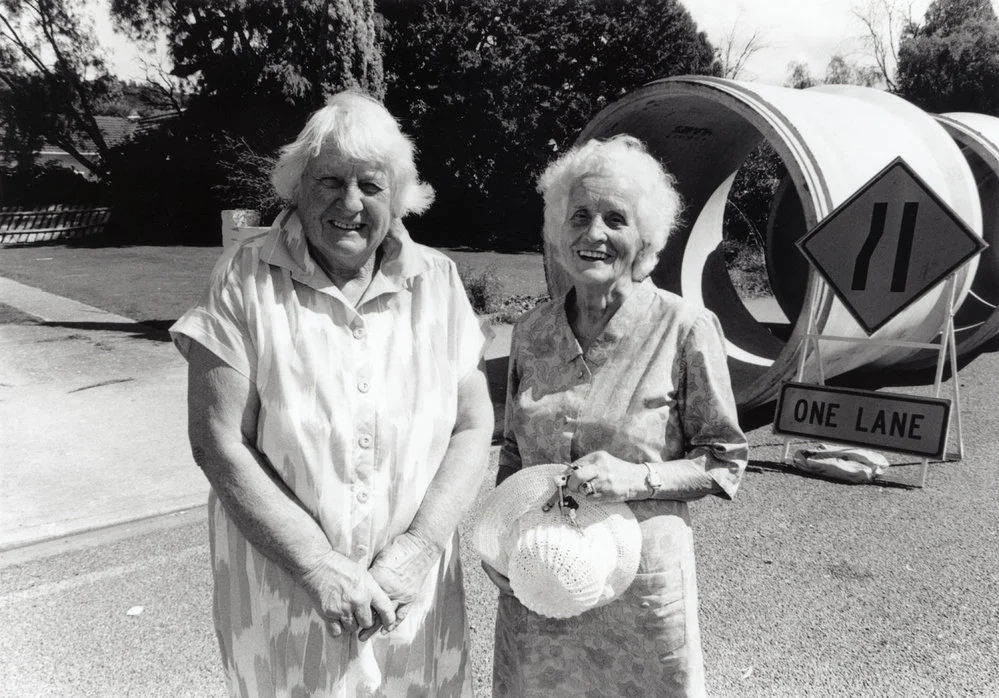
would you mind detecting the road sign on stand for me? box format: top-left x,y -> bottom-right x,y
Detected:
796,157 -> 987,334
774,382 -> 951,459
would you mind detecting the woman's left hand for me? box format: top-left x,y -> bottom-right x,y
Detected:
564,450 -> 648,502
360,531 -> 441,640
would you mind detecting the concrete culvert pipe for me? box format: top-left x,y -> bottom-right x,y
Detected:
927,113 -> 999,363
544,76 -> 983,410
766,87 -> 998,373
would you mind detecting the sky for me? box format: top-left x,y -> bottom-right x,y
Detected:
683,0 -> 934,85
93,0 -> 998,87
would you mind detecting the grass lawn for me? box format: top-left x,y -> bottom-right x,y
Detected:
0,243 -> 548,328
2,242 -> 998,696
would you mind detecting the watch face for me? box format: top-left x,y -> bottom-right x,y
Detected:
645,464 -> 661,490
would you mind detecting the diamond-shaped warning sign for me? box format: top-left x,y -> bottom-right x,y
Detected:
796,157 -> 987,334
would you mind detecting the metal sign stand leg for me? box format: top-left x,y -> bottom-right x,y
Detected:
921,274 -> 964,488
782,280 -> 826,464
778,274 -> 964,489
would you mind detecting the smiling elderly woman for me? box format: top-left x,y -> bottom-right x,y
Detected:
170,92 -> 493,696
485,135 -> 749,697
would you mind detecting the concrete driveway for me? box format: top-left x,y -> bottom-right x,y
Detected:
0,277 -> 207,551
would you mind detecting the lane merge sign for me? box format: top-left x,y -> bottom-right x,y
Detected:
774,382 -> 951,459
796,157 -> 987,334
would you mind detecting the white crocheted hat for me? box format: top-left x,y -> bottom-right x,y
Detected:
472,463 -> 642,619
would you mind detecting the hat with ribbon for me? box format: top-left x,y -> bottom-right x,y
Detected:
472,463 -> 642,618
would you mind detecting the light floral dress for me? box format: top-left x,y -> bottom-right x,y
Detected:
494,278 -> 748,698
171,210 -> 486,697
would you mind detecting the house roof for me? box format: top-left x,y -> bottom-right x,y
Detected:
34,110 -> 181,155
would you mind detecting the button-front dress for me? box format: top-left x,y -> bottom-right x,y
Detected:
493,279 -> 748,698
171,210 -> 486,697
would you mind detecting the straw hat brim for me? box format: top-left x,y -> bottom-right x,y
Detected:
472,463 -> 642,618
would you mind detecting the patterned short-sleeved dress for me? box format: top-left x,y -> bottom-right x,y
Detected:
494,279 -> 748,698
171,210 -> 486,697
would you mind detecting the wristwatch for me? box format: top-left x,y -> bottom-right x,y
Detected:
643,462 -> 662,496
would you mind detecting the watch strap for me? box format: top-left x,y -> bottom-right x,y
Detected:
643,462 -> 662,495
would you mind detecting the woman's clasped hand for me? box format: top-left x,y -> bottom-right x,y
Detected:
299,549 -> 397,638
562,450 -> 653,501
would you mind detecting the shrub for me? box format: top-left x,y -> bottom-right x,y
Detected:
724,238 -> 772,299
458,265 -> 504,314
489,294 -> 550,325
213,133 -> 286,226
0,163 -> 109,207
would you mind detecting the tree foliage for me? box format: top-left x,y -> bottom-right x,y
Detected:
106,0 -> 384,242
380,0 -> 718,249
823,54 -> 883,87
784,55 -> 883,89
784,61 -> 818,89
0,0 -> 119,181
896,0 -> 999,115
112,0 -> 384,110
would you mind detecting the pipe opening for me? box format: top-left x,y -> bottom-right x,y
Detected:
564,79 -> 985,407
575,92 -> 812,396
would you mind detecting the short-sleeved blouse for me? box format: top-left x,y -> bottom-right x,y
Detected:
494,278 -> 748,697
500,278 -> 746,493
171,209 -> 486,697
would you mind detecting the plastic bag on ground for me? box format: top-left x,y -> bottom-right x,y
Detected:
791,444 -> 890,484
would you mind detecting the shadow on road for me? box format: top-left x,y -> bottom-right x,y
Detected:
39,320 -> 174,342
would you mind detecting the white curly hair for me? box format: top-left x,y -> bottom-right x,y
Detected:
271,91 -> 434,217
537,134 -> 683,281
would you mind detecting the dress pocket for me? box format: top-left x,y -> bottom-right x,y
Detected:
628,563 -> 687,657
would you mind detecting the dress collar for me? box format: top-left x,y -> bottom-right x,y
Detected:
552,278 -> 657,366
260,207 -> 430,302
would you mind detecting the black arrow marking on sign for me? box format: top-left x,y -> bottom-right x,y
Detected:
851,201 -> 920,293
852,202 -> 887,291
890,202 -> 919,292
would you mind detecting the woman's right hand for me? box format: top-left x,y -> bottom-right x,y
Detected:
481,561 -> 516,596
300,551 -> 397,638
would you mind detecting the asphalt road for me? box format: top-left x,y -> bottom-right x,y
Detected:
0,460 -> 503,698
5,417 -> 999,697
3,277 -> 999,697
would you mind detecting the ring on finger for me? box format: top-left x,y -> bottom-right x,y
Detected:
580,481 -> 595,496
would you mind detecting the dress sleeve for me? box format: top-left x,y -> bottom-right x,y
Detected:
169,246 -> 257,381
447,261 -> 491,382
677,311 -> 748,499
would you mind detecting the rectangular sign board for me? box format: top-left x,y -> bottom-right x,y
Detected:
774,382 -> 951,459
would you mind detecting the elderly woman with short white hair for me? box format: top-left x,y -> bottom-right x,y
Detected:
171,91 -> 492,696
485,134 -> 749,697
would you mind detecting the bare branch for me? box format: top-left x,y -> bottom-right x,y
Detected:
852,0 -> 915,91
715,14 -> 768,80
138,55 -> 192,115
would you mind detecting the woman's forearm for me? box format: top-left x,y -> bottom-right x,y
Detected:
646,458 -> 724,501
406,365 -> 494,552
193,436 -> 341,580
188,342 -> 337,582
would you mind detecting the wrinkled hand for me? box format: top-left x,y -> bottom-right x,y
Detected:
360,531 -> 442,641
564,450 -> 647,502
481,561 -> 515,596
300,551 -> 396,639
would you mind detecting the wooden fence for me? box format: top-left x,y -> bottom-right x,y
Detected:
0,204 -> 112,245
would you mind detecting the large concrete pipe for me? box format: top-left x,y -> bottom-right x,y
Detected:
544,76 -> 983,409
930,113 -> 999,360
767,89 -> 999,371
